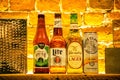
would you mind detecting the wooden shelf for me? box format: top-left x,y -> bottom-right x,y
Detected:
0,74 -> 120,80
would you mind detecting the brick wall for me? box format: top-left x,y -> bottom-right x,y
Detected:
0,0 -> 120,74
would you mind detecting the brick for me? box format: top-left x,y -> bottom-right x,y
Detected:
83,27 -> 113,42
84,12 -> 104,26
45,13 -> 54,40
108,12 -> 120,20
89,0 -> 114,10
62,13 -> 70,39
36,0 -> 60,12
98,59 -> 105,74
45,13 -> 54,25
62,13 -> 70,26
10,0 -> 35,11
29,11 -> 38,27
0,12 -> 28,19
115,0 -> 120,10
112,20 -> 120,41
114,42 -> 120,48
0,0 -> 8,11
62,0 -> 86,12
63,25 -> 70,39
98,32 -> 113,42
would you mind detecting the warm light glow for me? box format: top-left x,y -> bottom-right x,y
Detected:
114,27 -> 120,31
27,13 -> 108,74
98,41 -> 113,48
27,72 -> 33,74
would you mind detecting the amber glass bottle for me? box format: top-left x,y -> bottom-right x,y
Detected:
50,13 -> 66,74
33,14 -> 49,73
67,13 -> 83,74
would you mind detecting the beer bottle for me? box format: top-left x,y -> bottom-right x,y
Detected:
33,14 -> 49,73
50,13 -> 66,74
67,13 -> 83,74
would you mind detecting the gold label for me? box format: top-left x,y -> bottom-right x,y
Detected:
68,42 -> 82,69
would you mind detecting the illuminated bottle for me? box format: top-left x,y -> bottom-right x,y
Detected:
50,13 -> 66,74
67,13 -> 83,74
83,32 -> 98,74
33,14 -> 49,73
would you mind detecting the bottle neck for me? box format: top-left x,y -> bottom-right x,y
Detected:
36,16 -> 47,37
70,13 -> 79,32
69,23 -> 80,37
37,17 -> 45,28
53,28 -> 62,36
54,13 -> 62,36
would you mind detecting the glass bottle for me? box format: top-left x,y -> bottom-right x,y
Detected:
33,14 -> 49,73
50,13 -> 66,74
67,13 -> 83,74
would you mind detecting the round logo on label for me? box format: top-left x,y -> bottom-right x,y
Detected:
84,37 -> 97,54
89,61 -> 95,66
54,56 -> 61,63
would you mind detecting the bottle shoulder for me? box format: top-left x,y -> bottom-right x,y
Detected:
66,34 -> 82,45
33,35 -> 49,45
50,36 -> 66,48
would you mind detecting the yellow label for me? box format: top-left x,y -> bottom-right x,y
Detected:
68,42 -> 82,69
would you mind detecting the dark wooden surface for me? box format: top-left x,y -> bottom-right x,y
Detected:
0,74 -> 120,80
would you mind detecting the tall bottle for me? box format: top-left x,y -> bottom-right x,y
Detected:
33,14 -> 49,73
50,13 -> 66,74
67,13 -> 83,74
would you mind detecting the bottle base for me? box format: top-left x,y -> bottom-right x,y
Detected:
50,66 -> 66,74
34,67 -> 49,73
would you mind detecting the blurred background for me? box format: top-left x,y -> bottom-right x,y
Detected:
0,0 -> 120,74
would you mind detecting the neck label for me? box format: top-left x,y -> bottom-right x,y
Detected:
54,18 -> 62,28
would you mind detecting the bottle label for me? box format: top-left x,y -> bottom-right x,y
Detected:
68,42 -> 82,69
34,43 -> 49,67
54,18 -> 62,28
50,48 -> 66,66
84,33 -> 98,54
83,32 -> 98,73
70,24 -> 78,29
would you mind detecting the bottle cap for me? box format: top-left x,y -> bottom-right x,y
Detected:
38,14 -> 44,18
55,13 -> 61,18
70,13 -> 78,24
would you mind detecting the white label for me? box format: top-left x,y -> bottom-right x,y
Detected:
68,42 -> 82,69
70,24 -> 78,29
50,48 -> 66,66
84,32 -> 98,73
54,18 -> 62,28
35,48 -> 48,60
34,44 -> 49,67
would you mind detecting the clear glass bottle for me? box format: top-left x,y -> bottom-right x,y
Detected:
33,14 -> 49,73
50,13 -> 66,74
67,13 -> 83,74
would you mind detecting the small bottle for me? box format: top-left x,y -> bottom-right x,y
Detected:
67,13 -> 83,74
50,13 -> 66,74
33,14 -> 49,73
